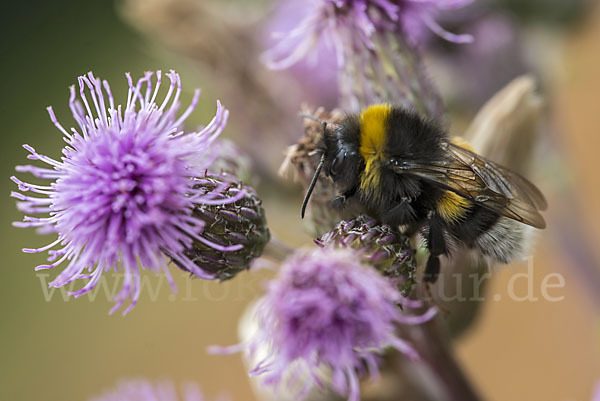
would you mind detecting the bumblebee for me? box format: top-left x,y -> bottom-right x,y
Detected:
301,104 -> 547,283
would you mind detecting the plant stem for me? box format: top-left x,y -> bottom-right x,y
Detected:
261,237 -> 295,263
410,318 -> 484,401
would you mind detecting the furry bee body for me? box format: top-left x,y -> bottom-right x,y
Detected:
304,104 -> 546,283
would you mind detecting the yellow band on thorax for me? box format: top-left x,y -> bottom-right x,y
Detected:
359,104 -> 391,159
359,104 -> 391,195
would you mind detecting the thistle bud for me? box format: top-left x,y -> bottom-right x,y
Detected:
171,174 -> 270,281
315,215 -> 417,296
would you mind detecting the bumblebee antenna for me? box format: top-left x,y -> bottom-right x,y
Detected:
301,154 -> 326,219
299,113 -> 328,219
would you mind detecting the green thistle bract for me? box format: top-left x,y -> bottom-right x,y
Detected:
172,174 -> 270,281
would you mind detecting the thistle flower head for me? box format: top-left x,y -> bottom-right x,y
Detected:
316,215 -> 416,295
227,248 -> 435,401
12,71 -> 244,314
89,379 -> 222,401
263,0 -> 473,71
265,1 -> 474,114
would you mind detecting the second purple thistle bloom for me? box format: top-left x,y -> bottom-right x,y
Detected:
12,70 -> 244,314
263,0 -> 474,70
222,248 -> 436,401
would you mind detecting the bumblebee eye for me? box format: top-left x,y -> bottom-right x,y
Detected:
330,151 -> 345,177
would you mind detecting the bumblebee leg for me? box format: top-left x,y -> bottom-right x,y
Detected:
424,217 -> 448,284
424,255 -> 441,284
381,198 -> 417,227
423,254 -> 441,306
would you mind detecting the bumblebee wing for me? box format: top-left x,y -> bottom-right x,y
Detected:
447,143 -> 547,211
390,142 -> 547,229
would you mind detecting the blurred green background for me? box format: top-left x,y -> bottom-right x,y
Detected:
2,1 -> 600,401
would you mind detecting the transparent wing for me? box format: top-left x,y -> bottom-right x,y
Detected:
390,142 -> 547,229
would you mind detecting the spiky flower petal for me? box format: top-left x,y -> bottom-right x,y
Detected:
12,71 -> 242,314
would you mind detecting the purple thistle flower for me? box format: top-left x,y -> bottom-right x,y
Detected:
89,379 -> 225,401
12,71 -> 244,314
212,248 -> 436,401
263,0 -> 474,71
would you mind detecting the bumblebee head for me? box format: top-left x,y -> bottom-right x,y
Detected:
300,114 -> 362,218
321,115 -> 362,186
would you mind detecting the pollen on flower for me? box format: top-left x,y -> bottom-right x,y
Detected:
12,70 -> 244,314
211,247 -> 436,401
